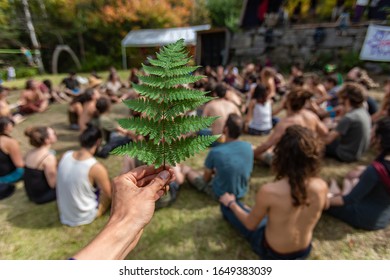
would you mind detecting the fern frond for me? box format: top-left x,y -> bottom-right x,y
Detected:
122,99 -> 160,118
117,118 -> 160,139
139,75 -> 203,89
141,64 -> 165,76
164,135 -> 220,166
113,39 -> 219,167
163,116 -> 219,144
111,140 -> 161,166
162,97 -> 213,119
132,84 -> 208,102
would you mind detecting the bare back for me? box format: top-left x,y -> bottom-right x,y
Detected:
203,99 -> 241,135
262,177 -> 327,253
280,109 -> 327,136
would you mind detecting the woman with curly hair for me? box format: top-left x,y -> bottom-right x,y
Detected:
220,125 -> 328,259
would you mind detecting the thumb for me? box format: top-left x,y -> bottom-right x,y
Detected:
145,170 -> 171,194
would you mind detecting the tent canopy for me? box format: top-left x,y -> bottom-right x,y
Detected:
121,25 -> 211,48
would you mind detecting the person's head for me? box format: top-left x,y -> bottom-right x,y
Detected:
374,117 -> 390,156
286,89 -> 313,112
0,85 -> 9,99
347,67 -> 362,80
79,124 -> 102,150
291,75 -> 305,89
252,84 -> 267,104
384,79 -> 390,95
69,72 -> 76,78
223,113 -> 243,139
324,76 -> 338,91
291,61 -> 304,76
25,79 -> 37,90
337,82 -> 366,109
214,83 -> 227,98
0,116 -> 14,135
261,67 -> 275,80
42,79 -> 52,91
96,97 -> 111,115
248,74 -> 257,84
272,125 -> 323,207
24,126 -> 57,148
108,72 -> 119,82
305,73 -> 321,87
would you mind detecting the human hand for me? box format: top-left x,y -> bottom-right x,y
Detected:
219,193 -> 236,207
110,165 -> 175,230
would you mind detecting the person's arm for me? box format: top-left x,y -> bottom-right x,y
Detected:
203,168 -> 213,183
267,78 -> 276,99
329,165 -> 379,207
220,185 -> 269,231
73,165 -> 174,260
245,100 -> 255,131
272,96 -> 287,116
314,115 -> 329,137
8,140 -> 24,168
324,130 -> 339,145
43,154 -> 57,188
91,163 -> 112,198
324,115 -> 350,144
254,123 -> 284,158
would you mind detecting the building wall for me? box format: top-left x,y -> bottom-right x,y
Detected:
229,24 -> 369,67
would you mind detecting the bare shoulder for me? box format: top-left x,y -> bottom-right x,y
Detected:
308,177 -> 328,193
90,162 -> 108,178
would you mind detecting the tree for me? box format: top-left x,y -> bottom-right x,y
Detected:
101,0 -> 193,29
206,0 -> 242,31
21,0 -> 45,73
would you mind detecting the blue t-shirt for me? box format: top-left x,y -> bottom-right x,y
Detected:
205,141 -> 253,198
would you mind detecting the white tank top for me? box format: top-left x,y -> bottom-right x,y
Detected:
249,101 -> 272,131
56,151 -> 98,227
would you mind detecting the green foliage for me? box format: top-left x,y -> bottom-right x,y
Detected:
112,39 -> 219,167
206,0 -> 242,31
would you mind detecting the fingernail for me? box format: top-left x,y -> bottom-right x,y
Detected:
159,170 -> 170,180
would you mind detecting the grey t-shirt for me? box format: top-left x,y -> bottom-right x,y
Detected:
336,107 -> 371,162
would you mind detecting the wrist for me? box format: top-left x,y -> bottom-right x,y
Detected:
227,200 -> 236,208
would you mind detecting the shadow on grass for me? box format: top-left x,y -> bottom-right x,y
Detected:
4,185 -> 61,230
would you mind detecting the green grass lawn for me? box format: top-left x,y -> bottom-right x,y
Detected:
1,75 -> 389,260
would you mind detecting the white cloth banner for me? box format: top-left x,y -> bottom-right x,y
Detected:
360,24 -> 390,62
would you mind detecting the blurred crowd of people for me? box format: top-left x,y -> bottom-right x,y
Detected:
0,60 -> 390,260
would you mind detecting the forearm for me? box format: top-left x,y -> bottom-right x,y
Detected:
229,202 -> 252,230
73,218 -> 143,260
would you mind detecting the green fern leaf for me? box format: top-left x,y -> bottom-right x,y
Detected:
164,135 -> 220,166
112,39 -> 219,167
122,99 -> 160,119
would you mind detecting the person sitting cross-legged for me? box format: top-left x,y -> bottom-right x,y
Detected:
56,125 -> 111,227
324,82 -> 371,162
219,125 -> 328,260
326,117 -> 390,230
181,113 -> 253,200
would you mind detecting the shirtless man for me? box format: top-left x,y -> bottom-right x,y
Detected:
19,79 -> 48,115
254,89 -> 328,164
202,84 -> 241,139
79,88 -> 100,131
0,86 -> 11,118
220,125 -> 328,259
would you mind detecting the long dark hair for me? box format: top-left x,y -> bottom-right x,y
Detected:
272,125 -> 323,207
